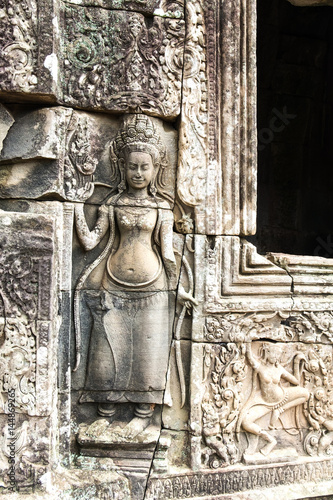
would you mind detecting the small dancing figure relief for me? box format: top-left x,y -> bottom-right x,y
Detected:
239,342 -> 309,458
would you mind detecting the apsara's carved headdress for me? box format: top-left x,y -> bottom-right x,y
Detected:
109,114 -> 169,198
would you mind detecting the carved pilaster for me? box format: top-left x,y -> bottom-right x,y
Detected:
178,0 -> 257,235
0,202 -> 64,491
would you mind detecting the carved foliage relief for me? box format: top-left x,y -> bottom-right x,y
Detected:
64,112 -> 98,201
0,212 -> 56,417
0,0 -> 38,92
177,0 -> 208,213
61,4 -> 185,117
204,311 -> 333,344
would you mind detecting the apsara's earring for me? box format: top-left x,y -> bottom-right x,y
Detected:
149,166 -> 158,196
118,160 -> 126,193
149,181 -> 157,196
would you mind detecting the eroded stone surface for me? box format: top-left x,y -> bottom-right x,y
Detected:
60,5 -> 185,117
0,0 -> 58,100
0,202 -> 64,493
63,0 -> 185,17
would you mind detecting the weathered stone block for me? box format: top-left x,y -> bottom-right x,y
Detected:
60,5 -> 185,117
64,0 -> 184,17
0,107 -> 71,199
0,104 -> 14,150
0,106 -> 178,204
0,201 -> 68,494
0,0 -> 59,100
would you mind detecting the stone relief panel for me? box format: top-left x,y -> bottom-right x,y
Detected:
192,336 -> 333,471
60,5 -> 185,117
70,113 -> 197,481
3,0 -> 333,497
0,201 -> 63,492
188,233 -> 333,492
0,0 -> 185,119
0,211 -> 58,417
0,0 -> 58,99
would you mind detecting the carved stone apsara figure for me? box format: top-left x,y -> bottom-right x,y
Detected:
240,342 -> 309,456
74,114 -> 193,437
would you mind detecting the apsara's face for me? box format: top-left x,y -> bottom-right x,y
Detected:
265,345 -> 282,365
125,151 -> 155,191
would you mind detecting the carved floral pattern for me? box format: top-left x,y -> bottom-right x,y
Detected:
202,344 -> 246,468
0,0 -> 38,91
64,115 -> 98,201
302,344 -> 333,456
62,6 -> 185,116
204,311 -> 333,344
177,0 -> 208,208
0,251 -> 39,415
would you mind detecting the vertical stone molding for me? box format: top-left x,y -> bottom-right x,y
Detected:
0,202 -> 64,490
0,0 -> 59,99
178,0 -> 257,235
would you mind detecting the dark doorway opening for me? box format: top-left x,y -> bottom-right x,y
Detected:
256,0 -> 333,257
